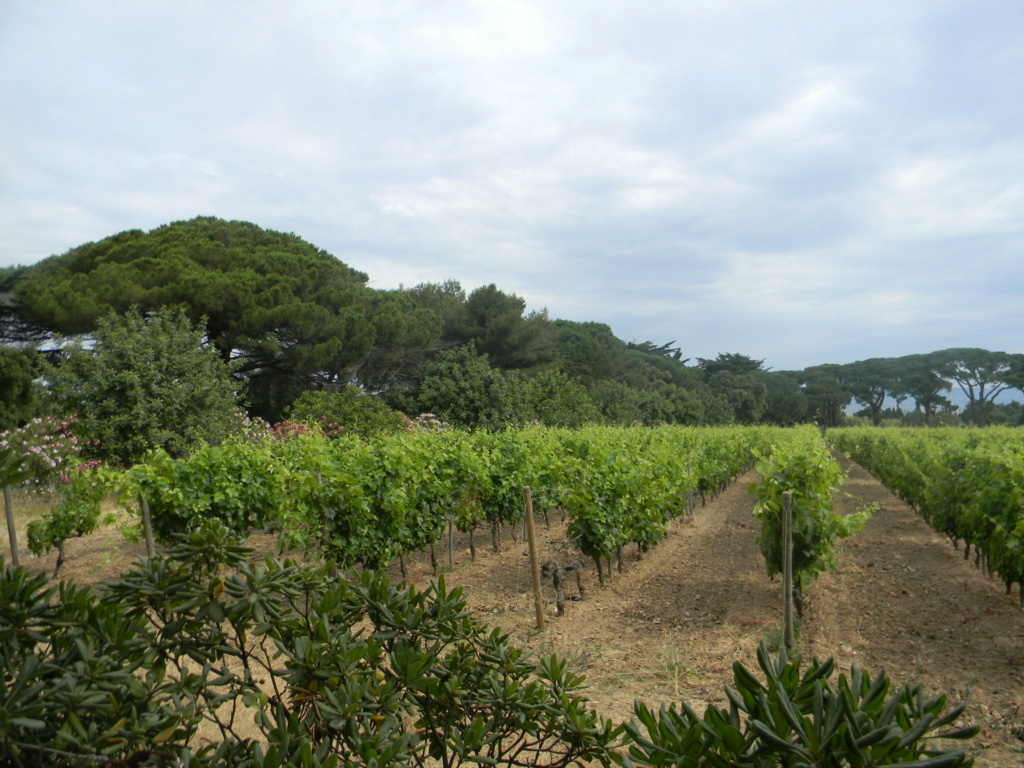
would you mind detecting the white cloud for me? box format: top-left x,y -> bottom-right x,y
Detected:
872,151 -> 1024,240
2,0 -> 1023,370
718,73 -> 867,160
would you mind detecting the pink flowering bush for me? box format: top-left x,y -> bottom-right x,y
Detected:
235,411 -> 274,441
0,415 -> 101,490
269,418 -> 345,441
223,413 -> 345,444
408,413 -> 451,433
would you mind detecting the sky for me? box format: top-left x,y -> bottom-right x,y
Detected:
2,1 -> 1023,372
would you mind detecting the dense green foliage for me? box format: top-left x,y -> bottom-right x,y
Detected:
43,307 -> 243,467
0,348 -> 41,431
286,387 -> 409,440
519,369 -> 601,427
7,425 -> 786,578
831,427 -> 1024,598
3,217 -> 1022,437
415,342 -> 528,430
109,426 -> 793,575
445,283 -> 552,369
7,217 -> 385,421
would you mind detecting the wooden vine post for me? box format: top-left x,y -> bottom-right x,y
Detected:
448,519 -> 454,570
782,490 -> 794,649
686,460 -> 694,516
523,486 -> 545,630
4,485 -> 18,567
140,496 -> 156,558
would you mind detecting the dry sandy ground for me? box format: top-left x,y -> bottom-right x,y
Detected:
11,454 -> 1024,766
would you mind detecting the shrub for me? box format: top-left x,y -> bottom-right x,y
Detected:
622,641 -> 977,767
0,522 -> 618,767
286,387 -> 409,440
43,308 -> 243,467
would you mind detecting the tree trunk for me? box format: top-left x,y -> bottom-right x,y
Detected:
53,542 -> 66,578
543,560 -> 585,615
551,564 -> 567,616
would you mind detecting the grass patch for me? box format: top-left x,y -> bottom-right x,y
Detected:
763,620 -> 802,655
657,644 -> 700,698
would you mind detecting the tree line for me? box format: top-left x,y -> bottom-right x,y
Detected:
1,216 -> 1022,464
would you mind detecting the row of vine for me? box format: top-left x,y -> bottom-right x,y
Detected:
29,425 -> 808,576
829,427 -> 1024,600
749,429 -> 869,612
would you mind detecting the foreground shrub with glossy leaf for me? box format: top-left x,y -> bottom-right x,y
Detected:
622,641 -> 977,767
0,521 -> 617,767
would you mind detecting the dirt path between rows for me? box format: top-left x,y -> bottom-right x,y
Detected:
19,453 -> 1024,765
802,453 -> 1024,767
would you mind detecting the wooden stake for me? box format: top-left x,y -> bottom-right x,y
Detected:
140,496 -> 156,558
524,487 -> 545,630
686,461 -> 694,516
782,490 -> 794,649
4,485 -> 18,568
448,519 -> 454,570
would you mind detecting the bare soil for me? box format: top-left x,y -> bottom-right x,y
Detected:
9,454 -> 1024,766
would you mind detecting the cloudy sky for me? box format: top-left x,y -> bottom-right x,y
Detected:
2,1 -> 1022,371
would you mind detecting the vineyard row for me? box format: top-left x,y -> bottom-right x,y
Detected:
829,427 -> 1024,600
26,425 -> 840,576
